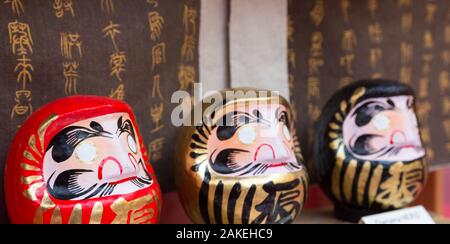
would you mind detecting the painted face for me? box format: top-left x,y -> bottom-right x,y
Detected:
43,113 -> 152,201
343,96 -> 425,162
207,103 -> 302,177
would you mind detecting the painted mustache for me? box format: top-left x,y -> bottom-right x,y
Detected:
352,134 -> 424,158
209,148 -> 301,176
46,158 -> 152,200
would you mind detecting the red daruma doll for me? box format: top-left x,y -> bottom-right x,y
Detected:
5,96 -> 161,224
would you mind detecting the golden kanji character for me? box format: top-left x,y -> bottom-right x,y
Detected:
342,29 -> 357,52
8,20 -> 33,56
310,0 -> 324,27
421,127 -> 431,145
15,55 -> 33,89
63,61 -> 79,96
111,193 -> 156,224
310,32 -> 323,57
110,51 -> 126,82
443,96 -> 450,115
401,13 -> 413,34
422,54 -> 433,75
370,48 -> 383,70
341,0 -> 350,24
340,76 -> 354,88
11,89 -> 32,119
181,34 -> 196,62
152,74 -> 163,99
372,72 -> 383,79
398,0 -> 412,8
416,101 -> 431,122
442,50 -> 450,66
399,66 -> 412,84
418,77 -> 429,99
443,120 -> 450,137
290,102 -> 298,123
103,21 -> 121,51
307,76 -> 321,100
308,104 -> 321,122
150,103 -> 164,133
148,137 -> 165,162
288,74 -> 294,92
368,23 -> 383,44
424,31 -> 434,49
368,0 -> 378,18
147,0 -> 158,8
376,161 -> 424,209
426,2 -> 436,24
101,0 -> 114,14
148,11 -> 164,41
183,4 -> 197,34
308,57 -> 324,75
400,42 -> 413,65
288,48 -> 296,68
61,32 -> 82,59
340,54 -> 354,74
445,26 -> 450,45
288,16 -> 294,43
440,71 -> 449,93
4,0 -> 24,17
54,0 -> 74,18
152,43 -> 166,70
178,64 -> 195,91
425,148 -> 434,162
109,83 -> 125,101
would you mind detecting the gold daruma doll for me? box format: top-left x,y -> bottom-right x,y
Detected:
176,89 -> 308,224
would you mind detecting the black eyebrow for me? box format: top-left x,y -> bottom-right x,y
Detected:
352,101 -> 393,127
47,125 -> 112,163
117,116 -> 136,140
216,112 -> 260,141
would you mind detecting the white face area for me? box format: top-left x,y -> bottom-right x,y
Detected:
343,96 -> 425,162
43,113 -> 153,201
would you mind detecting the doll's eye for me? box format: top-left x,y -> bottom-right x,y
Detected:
238,127 -> 257,145
75,142 -> 97,164
128,134 -> 138,154
283,125 -> 292,142
372,114 -> 391,131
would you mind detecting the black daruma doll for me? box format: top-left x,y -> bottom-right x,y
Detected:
315,80 -> 428,222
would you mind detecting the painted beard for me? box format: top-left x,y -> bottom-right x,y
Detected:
178,96 -> 308,224
45,157 -> 153,201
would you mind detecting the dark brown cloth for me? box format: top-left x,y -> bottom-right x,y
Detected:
0,0 -> 200,223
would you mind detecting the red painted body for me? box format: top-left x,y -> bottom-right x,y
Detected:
5,96 -> 161,224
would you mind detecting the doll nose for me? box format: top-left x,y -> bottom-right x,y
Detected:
390,113 -> 420,146
254,144 -> 276,161
98,153 -> 137,181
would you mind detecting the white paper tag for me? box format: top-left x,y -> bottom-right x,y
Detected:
360,206 -> 435,224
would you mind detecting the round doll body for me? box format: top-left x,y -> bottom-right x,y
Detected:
315,80 -> 428,222
176,89 -> 308,224
5,96 -> 161,224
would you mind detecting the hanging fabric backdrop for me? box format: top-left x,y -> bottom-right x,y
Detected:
288,0 -> 450,175
0,0 -> 200,223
